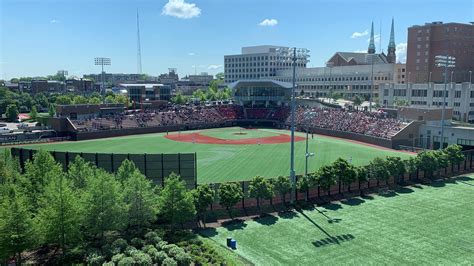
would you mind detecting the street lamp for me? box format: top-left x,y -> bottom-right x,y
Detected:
276,47 -> 310,204
435,55 -> 456,150
369,54 -> 376,112
469,70 -> 472,84
305,129 -> 315,177
94,57 -> 111,96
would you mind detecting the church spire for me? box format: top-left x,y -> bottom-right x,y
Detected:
368,21 -> 376,54
387,17 -> 396,63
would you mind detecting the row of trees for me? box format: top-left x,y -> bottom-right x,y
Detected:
210,145 -> 467,218
171,85 -> 232,105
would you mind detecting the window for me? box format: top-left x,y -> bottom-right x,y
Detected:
455,91 -> 461,98
412,89 -> 427,97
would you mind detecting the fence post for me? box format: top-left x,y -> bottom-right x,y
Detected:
161,154 -> 164,187
471,151 -> 473,169
95,152 -> 98,167
178,153 -> 181,175
66,152 -> 70,169
194,153 -> 197,189
241,181 -> 245,210
144,153 -> 147,177
111,153 -> 114,172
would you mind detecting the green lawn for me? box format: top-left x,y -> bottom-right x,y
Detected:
20,127 -> 411,183
201,174 -> 474,265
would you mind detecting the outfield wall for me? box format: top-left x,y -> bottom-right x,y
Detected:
10,147 -> 197,189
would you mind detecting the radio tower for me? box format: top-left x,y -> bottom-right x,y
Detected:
136,9 -> 142,74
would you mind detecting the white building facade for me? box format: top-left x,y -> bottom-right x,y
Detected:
273,63 -> 406,99
379,82 -> 474,122
224,45 -> 307,84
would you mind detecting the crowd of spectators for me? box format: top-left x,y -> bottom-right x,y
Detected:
291,107 -> 404,139
71,104 -> 404,139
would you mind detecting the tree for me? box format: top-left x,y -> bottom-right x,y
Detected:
115,95 -> 130,108
404,157 -> 419,180
35,171 -> 82,252
218,182 -> 243,219
171,93 -> 186,105
273,176 -> 291,206
386,156 -> 406,184
316,165 -> 336,196
417,151 -> 440,179
5,104 -> 19,122
356,165 -> 369,193
297,175 -> 312,201
24,150 -> 63,210
192,184 -> 215,226
89,97 -> 101,104
68,156 -> 95,190
192,89 -> 206,102
332,158 -> 357,193
82,169 -> 125,242
0,186 -> 35,264
157,173 -> 196,229
55,95 -> 73,105
29,105 -> 38,121
215,72 -> 224,81
72,95 -> 88,105
368,157 -> 391,185
393,98 -> 409,107
248,176 -> 274,211
48,104 -> 56,117
116,159 -> 139,184
123,170 -> 158,233
444,145 -> 465,172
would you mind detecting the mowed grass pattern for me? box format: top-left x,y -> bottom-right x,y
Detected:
201,175 -> 474,265
21,127 -> 411,183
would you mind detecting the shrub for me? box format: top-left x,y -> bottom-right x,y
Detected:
155,251 -> 168,264
145,231 -> 162,245
111,238 -> 129,254
162,257 -> 178,266
111,253 -> 125,264
124,246 -> 138,256
86,253 -> 105,266
157,240 -> 169,250
131,250 -> 153,265
118,256 -> 135,265
162,243 -> 178,253
167,246 -> 185,258
175,251 -> 192,266
131,237 -> 145,248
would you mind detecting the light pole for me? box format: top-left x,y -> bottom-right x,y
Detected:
435,55 -> 456,150
469,70 -> 472,84
94,57 -> 111,96
277,47 -> 310,204
429,71 -> 432,83
450,71 -> 454,83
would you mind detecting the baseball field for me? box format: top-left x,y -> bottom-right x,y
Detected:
21,127 -> 412,183
201,174 -> 474,265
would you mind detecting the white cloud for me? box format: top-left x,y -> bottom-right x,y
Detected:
351,30 -> 368,39
188,52 -> 195,56
396,43 -> 407,63
259,18 -> 278,27
162,0 -> 201,19
50,19 -> 60,23
208,64 -> 222,70
352,49 -> 367,53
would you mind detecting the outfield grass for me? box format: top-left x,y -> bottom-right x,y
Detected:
201,174 -> 474,265
20,127 -> 411,183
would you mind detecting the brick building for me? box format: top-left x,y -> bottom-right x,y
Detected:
406,22 -> 474,83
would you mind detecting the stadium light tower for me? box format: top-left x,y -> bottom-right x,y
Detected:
94,57 -> 111,95
276,47 -> 310,204
435,55 -> 455,150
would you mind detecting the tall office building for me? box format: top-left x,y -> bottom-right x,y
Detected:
406,22 -> 474,83
224,45 -> 307,84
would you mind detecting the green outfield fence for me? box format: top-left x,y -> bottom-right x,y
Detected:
10,147 -> 197,189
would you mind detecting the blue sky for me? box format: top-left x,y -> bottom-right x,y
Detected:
1,0 -> 473,80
